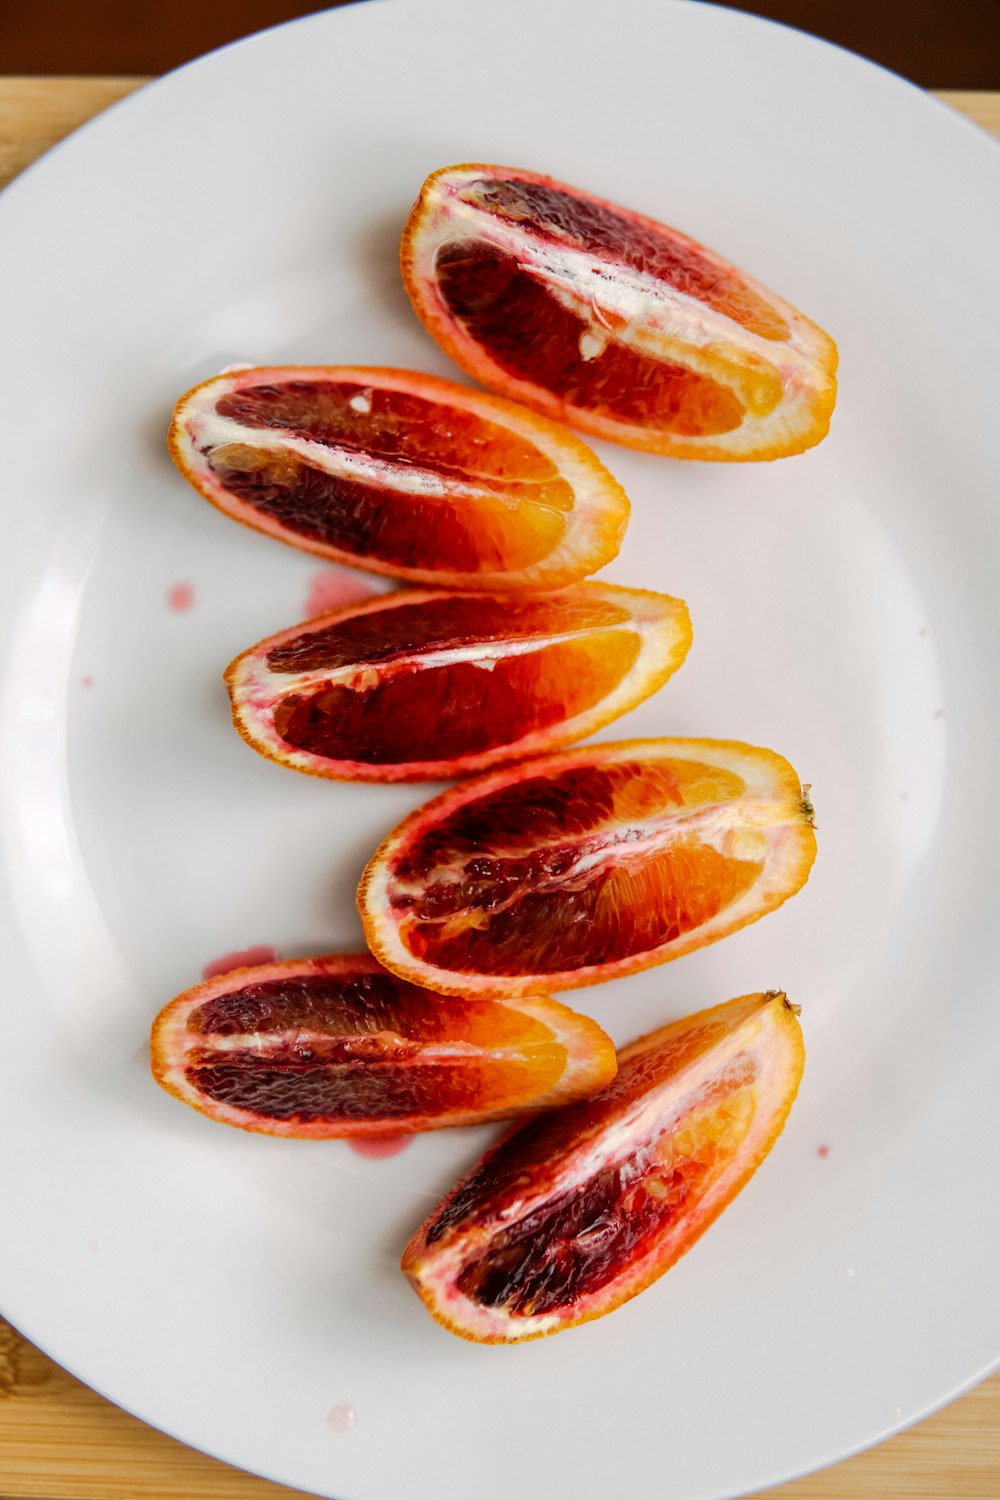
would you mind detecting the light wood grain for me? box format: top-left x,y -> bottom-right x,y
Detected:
936,89 -> 1000,136
0,77 -> 146,190
1,75 -> 999,1500
0,1319 -> 309,1499
2,1312 -> 999,1500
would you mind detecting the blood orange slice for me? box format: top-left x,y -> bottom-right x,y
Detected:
169,366 -> 629,588
225,583 -> 691,783
403,990 -> 804,1342
359,739 -> 815,998
401,164 -> 838,461
150,954 -> 616,1139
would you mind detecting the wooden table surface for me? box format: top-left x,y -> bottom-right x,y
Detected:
1,75 -> 999,1500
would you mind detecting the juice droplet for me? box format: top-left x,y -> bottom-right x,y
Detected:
202,945 -> 279,980
81,675 -> 94,688
167,582 -> 196,612
348,1135 -> 412,1160
817,1144 -> 830,1158
304,567 -> 381,618
326,1402 -> 357,1433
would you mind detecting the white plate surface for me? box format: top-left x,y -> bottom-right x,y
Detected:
1,3 -> 999,1497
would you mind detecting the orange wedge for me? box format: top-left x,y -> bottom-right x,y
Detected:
150,953 -> 617,1139
403,991 -> 804,1342
169,365 -> 629,588
225,582 -> 691,783
359,738 -> 816,998
402,164 -> 837,460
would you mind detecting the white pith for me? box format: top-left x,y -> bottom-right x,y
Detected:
407,167 -> 837,458
185,405 -> 558,506
408,995 -> 800,1341
170,366 -> 629,587
227,583 -> 691,780
150,956 -> 615,1137
361,738 -> 815,996
397,799 -> 779,895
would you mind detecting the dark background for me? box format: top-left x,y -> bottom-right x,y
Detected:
1,0 -> 998,86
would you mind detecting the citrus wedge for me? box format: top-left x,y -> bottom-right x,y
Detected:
401,164 -> 838,461
168,366 -> 629,588
403,990 -> 804,1342
359,738 -> 816,998
226,583 -> 691,783
150,953 -> 616,1139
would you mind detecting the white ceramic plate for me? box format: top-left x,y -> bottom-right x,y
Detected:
2,3 -> 999,1496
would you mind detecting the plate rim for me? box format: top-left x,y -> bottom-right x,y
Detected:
1,3 -> 1000,1497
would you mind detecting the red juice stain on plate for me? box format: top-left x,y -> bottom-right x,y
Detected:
817,1144 -> 830,1158
326,1402 -> 357,1433
167,582 -> 195,612
202,944 -> 279,980
81,675 -> 94,688
304,566 -> 380,618
348,1135 -> 412,1160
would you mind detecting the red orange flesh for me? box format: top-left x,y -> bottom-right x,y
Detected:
150,954 -> 617,1138
168,366 -> 629,589
359,738 -> 816,998
401,165 -> 837,460
225,582 -> 691,783
403,991 -> 804,1342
